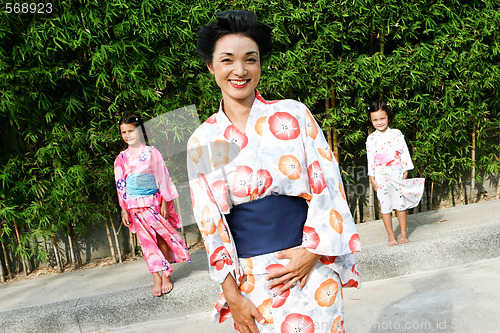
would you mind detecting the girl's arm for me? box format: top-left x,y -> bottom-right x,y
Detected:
160,201 -> 169,219
369,176 -> 378,191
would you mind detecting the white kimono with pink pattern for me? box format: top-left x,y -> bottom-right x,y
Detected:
187,92 -> 360,333
366,127 -> 425,214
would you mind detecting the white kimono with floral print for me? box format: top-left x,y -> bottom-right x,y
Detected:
187,92 -> 360,330
366,127 -> 425,214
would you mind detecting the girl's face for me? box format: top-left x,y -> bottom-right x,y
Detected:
370,109 -> 389,133
207,33 -> 261,107
120,123 -> 141,148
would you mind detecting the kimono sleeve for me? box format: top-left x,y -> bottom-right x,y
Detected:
187,132 -> 238,285
298,104 -> 360,287
151,147 -> 179,202
114,154 -> 128,210
397,131 -> 414,173
366,134 -> 376,177
299,104 -> 361,256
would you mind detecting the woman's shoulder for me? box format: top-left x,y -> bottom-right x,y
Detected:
274,98 -> 307,110
263,98 -> 309,119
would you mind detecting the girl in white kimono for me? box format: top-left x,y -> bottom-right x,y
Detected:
188,10 -> 360,333
366,101 -> 425,246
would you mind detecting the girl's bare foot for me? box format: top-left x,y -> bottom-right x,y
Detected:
152,273 -> 162,297
388,239 -> 398,246
399,235 -> 410,244
161,274 -> 174,294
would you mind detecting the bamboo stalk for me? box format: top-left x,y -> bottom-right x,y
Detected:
104,217 -> 117,264
174,197 -> 187,248
0,243 -> 6,282
51,235 -> 63,273
325,97 -> 333,150
67,224 -> 77,270
109,213 -> 123,263
460,176 -> 468,205
430,181 -> 434,211
368,181 -> 375,221
420,181 -> 427,212
329,87 -> 340,163
129,229 -> 136,257
470,123 -> 476,203
326,127 -> 333,151
13,222 -> 28,276
497,172 -> 500,200
449,184 -> 455,207
353,169 -> 361,223
1,240 -> 12,278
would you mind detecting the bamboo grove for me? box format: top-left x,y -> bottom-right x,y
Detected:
0,0 -> 498,279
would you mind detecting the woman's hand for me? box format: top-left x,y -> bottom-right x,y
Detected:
222,274 -> 265,333
403,171 -> 408,180
266,247 -> 321,294
121,210 -> 131,226
160,201 -> 169,219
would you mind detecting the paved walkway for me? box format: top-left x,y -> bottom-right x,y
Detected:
107,257 -> 500,333
0,200 -> 498,332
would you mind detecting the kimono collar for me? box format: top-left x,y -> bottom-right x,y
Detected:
215,90 -> 268,130
375,126 -> 392,135
125,143 -> 147,155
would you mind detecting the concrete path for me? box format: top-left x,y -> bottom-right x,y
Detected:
0,200 -> 499,332
103,257 -> 500,333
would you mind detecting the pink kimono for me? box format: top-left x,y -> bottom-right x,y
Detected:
114,144 -> 190,274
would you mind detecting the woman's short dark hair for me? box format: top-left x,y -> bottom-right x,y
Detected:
196,10 -> 273,64
118,113 -> 143,128
367,100 -> 394,124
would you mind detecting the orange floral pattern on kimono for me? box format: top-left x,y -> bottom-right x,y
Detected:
187,92 -> 360,332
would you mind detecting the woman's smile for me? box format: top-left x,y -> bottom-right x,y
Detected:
207,34 -> 261,106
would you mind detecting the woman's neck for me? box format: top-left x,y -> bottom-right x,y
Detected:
222,92 -> 255,133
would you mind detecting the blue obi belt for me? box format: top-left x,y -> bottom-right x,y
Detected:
225,195 -> 308,258
126,174 -> 158,198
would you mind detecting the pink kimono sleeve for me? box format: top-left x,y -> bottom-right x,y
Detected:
114,153 -> 128,210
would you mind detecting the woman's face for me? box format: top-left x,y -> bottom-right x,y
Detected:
207,33 -> 261,106
120,123 -> 141,148
370,109 -> 389,133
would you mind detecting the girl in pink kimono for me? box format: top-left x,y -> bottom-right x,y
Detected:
366,101 -> 425,246
114,113 -> 190,296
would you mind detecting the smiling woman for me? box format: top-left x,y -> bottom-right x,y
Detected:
207,34 -> 261,120
187,10 -> 360,333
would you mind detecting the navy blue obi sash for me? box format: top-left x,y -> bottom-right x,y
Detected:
225,195 -> 308,258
